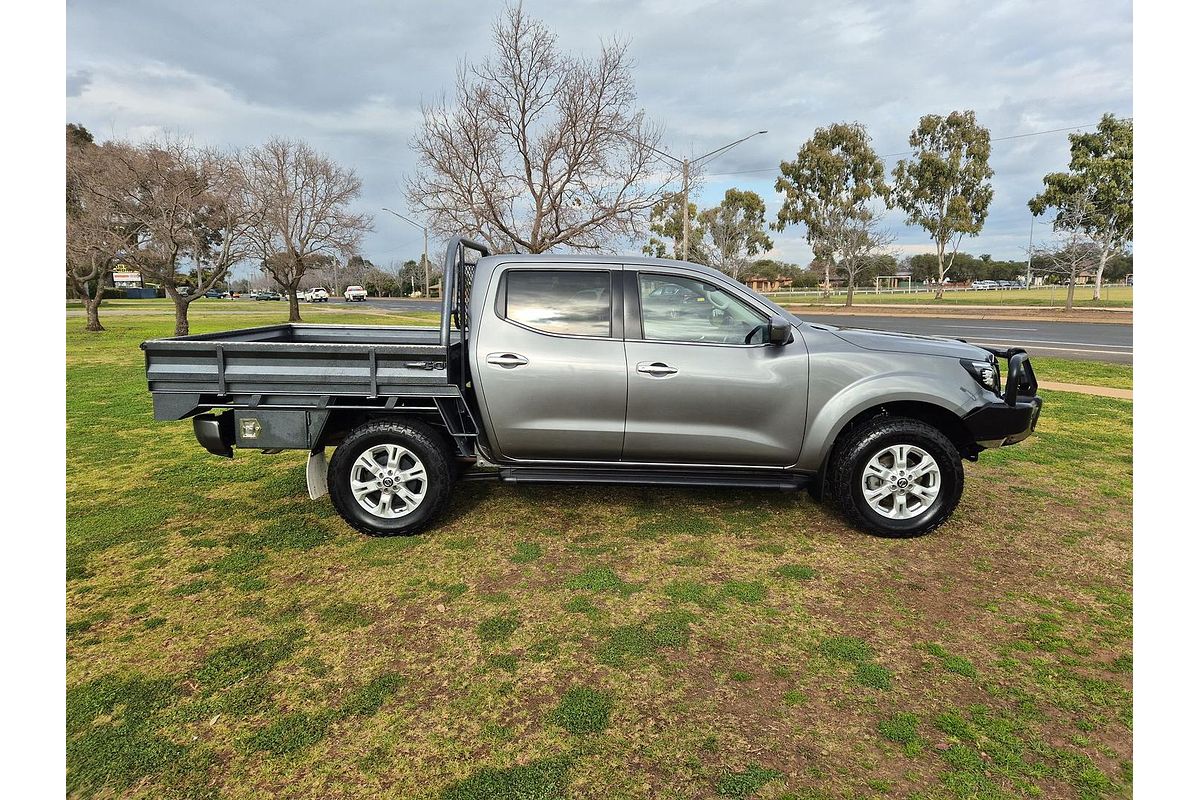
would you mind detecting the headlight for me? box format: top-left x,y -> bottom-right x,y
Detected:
961,358 -> 1001,396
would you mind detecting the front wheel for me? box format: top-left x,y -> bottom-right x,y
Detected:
829,416 -> 964,538
328,419 -> 453,536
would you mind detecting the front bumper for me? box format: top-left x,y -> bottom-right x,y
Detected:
962,347 -> 1043,448
963,396 -> 1043,448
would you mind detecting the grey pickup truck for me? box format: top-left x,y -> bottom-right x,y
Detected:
142,237 -> 1041,538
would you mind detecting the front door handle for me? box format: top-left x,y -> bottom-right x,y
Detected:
486,352 -> 529,368
636,361 -> 678,377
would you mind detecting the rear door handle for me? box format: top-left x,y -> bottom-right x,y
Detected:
486,352 -> 529,368
636,361 -> 678,377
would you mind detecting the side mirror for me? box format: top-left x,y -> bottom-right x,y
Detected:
767,315 -> 792,345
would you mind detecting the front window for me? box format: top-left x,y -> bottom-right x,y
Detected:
505,270 -> 612,337
638,273 -> 767,344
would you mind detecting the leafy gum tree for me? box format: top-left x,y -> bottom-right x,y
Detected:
892,110 -> 993,299
773,122 -> 890,302
698,188 -> 773,281
1029,114 -> 1132,300
644,190 -> 708,263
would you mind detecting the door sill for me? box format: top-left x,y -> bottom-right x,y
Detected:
485,465 -> 807,490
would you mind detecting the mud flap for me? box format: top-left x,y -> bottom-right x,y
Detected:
306,449 -> 329,500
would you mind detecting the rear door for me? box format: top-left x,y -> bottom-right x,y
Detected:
472,266 -> 627,461
621,268 -> 809,466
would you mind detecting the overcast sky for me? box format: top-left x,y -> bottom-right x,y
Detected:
66,0 -> 1131,278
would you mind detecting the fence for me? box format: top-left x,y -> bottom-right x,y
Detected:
765,282 -> 1131,304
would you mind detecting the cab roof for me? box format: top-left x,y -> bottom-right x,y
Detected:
478,252 -> 735,284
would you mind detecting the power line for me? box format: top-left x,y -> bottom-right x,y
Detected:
703,117 -> 1132,178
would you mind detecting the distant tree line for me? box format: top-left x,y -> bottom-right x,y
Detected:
668,112 -> 1131,308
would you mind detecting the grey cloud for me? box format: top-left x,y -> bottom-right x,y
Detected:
66,0 -> 1131,270
66,69 -> 91,97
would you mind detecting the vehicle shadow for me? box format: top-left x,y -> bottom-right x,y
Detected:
435,478 -> 810,532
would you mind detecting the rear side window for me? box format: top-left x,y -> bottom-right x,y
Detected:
504,270 -> 611,337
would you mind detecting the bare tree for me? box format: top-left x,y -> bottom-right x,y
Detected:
406,3 -> 669,253
88,136 -> 257,335
829,209 -> 895,307
1032,197 -> 1097,311
243,138 -> 373,322
66,128 -> 137,332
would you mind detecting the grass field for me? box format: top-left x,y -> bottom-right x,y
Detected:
1026,359 -> 1133,391
767,286 -> 1132,309
66,307 -> 1132,799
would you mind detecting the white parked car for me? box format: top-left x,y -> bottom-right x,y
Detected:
343,285 -> 368,302
304,287 -> 330,303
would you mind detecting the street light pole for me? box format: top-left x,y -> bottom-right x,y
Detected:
1025,213 -> 1035,288
382,208 -> 430,297
680,159 -> 690,261
635,131 -> 767,263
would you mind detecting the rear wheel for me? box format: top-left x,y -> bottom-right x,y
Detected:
829,416 -> 963,538
328,419 -> 452,536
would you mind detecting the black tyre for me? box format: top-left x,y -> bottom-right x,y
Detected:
328,418 -> 453,536
829,416 -> 964,538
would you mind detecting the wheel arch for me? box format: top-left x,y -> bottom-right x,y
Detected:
314,408 -> 461,457
803,394 -> 976,480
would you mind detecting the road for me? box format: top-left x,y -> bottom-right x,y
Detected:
798,313 -> 1132,363
338,298 -> 1133,363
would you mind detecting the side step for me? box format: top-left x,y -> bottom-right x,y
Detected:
480,466 -> 808,491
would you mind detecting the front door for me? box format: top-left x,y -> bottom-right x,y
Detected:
622,269 -> 809,466
472,267 -> 627,461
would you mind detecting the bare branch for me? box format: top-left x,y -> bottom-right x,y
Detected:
240,138 -> 372,321
405,3 -> 670,253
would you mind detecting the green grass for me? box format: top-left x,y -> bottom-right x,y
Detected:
817,635 -> 874,663
923,643 -> 979,678
769,284 -> 1133,308
1032,357 -> 1133,390
714,763 -> 783,797
476,613 -> 520,643
879,712 -> 923,756
66,306 -> 1132,798
441,756 -> 573,800
546,687 -> 614,734
564,564 -> 637,595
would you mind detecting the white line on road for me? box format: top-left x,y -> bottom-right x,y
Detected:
930,325 -> 1040,331
971,339 -> 1132,356
969,337 -> 1131,350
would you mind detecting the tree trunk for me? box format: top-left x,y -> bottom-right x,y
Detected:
84,296 -> 104,332
173,296 -> 190,336
288,290 -> 302,322
1093,247 -> 1110,301
934,250 -> 946,301
822,263 -> 831,299
845,282 -> 854,307
1065,277 -> 1076,311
